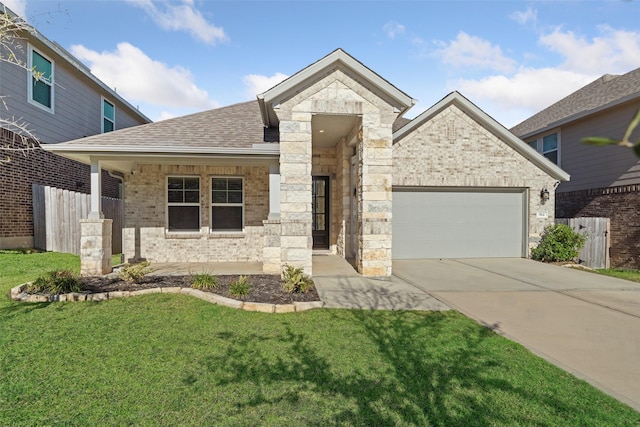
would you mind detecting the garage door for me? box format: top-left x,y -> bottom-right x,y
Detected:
392,189 -> 525,259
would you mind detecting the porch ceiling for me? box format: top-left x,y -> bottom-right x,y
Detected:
312,115 -> 360,148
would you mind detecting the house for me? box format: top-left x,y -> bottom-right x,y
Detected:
45,49 -> 568,277
511,68 -> 640,269
0,4 -> 150,250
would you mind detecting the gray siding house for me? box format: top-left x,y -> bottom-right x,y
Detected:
511,68 -> 640,268
46,49 -> 568,277
0,4 -> 150,249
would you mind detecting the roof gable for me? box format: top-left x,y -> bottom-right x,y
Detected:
394,91 -> 569,182
511,67 -> 640,138
257,48 -> 416,127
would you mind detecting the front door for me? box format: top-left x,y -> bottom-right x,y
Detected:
312,176 -> 329,249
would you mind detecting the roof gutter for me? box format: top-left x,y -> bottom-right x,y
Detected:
42,144 -> 280,156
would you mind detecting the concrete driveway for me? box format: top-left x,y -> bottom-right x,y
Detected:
393,258 -> 640,411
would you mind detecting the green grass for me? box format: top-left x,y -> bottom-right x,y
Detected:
1,252 -> 639,425
597,268 -> 640,283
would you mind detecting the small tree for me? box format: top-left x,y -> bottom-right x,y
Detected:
0,6 -> 41,164
531,224 -> 586,263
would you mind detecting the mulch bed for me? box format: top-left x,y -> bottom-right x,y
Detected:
80,274 -> 321,305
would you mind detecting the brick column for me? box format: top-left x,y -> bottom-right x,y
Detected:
278,116 -> 313,275
80,218 -> 112,276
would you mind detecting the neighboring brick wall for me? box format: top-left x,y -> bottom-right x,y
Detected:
556,185 -> 640,269
392,104 -> 558,251
0,128 -> 121,246
122,163 -> 269,263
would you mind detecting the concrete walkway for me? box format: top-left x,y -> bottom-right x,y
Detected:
312,255 -> 449,311
393,258 -> 640,411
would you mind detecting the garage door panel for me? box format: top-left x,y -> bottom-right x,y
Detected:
392,190 -> 525,259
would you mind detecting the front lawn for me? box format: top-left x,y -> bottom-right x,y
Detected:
1,251 -> 638,425
596,268 -> 640,283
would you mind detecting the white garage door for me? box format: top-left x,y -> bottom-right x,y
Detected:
392,189 -> 525,259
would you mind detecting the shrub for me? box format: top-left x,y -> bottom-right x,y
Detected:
229,275 -> 252,297
281,264 -> 314,294
120,261 -> 153,283
531,224 -> 587,262
191,272 -> 219,290
27,270 -> 82,294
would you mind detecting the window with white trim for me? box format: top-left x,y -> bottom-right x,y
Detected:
167,177 -> 200,232
28,46 -> 54,111
211,177 -> 243,231
527,132 -> 560,166
102,99 -> 115,133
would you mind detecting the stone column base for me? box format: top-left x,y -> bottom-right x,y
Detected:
80,218 -> 112,276
262,219 -> 282,274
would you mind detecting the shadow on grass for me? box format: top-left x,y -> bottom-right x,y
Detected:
194,307 -> 588,426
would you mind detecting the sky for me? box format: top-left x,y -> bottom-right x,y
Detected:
4,0 -> 640,128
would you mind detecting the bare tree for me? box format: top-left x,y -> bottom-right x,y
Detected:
0,5 -> 41,164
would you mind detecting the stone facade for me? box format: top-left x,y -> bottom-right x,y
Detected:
275,69 -> 398,277
556,185 -> 640,269
122,163 -> 269,263
80,218 -> 112,275
392,104 -> 558,251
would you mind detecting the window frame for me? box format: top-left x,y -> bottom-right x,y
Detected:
527,130 -> 561,167
102,97 -> 115,133
541,132 -> 560,166
166,176 -> 201,233
210,176 -> 244,233
27,45 -> 55,113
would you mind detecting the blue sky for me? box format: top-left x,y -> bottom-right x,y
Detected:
6,0 -> 640,127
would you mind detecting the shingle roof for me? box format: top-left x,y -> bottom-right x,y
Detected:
60,100 -> 267,148
511,67 -> 640,137
58,97 -> 414,149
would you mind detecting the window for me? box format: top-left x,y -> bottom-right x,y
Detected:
542,133 -> 559,165
211,177 -> 243,231
167,177 -> 200,232
102,99 -> 115,133
28,46 -> 54,111
527,132 -> 560,166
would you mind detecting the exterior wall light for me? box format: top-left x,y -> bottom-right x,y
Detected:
540,188 -> 550,203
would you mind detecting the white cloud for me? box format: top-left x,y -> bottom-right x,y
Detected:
455,68 -> 595,114
242,72 -> 288,99
125,0 -> 227,45
510,7 -> 537,26
434,32 -> 516,73
540,26 -> 640,74
2,0 -> 27,18
70,42 -> 217,111
383,21 -> 405,40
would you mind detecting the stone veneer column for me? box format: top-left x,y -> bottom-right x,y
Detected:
357,112 -> 394,277
278,115 -> 313,275
80,158 -> 112,276
80,218 -> 112,276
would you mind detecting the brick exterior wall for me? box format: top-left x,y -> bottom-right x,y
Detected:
556,185 -> 640,269
0,128 -> 120,248
122,163 -> 269,263
392,104 -> 558,251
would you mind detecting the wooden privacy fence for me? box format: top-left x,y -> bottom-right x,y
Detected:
555,217 -> 610,269
33,184 -> 123,255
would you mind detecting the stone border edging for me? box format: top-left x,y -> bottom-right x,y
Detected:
9,283 -> 324,313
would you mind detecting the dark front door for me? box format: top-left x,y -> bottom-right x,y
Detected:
312,176 -> 330,249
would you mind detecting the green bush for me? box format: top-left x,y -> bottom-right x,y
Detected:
229,275 -> 252,297
531,224 -> 586,262
281,264 -> 314,294
191,272 -> 219,290
119,261 -> 153,283
26,270 -> 82,294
